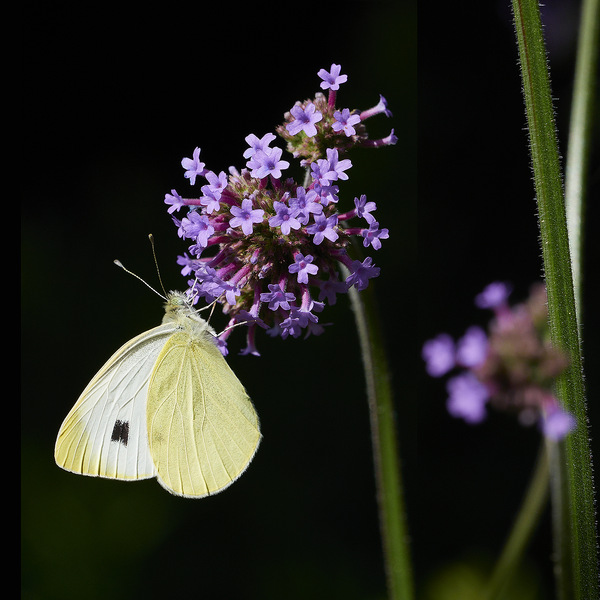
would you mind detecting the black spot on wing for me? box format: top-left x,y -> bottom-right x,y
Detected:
111,420 -> 130,446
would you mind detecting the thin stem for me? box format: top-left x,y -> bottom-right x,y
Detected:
511,1 -> 598,598
565,0 -> 599,326
342,265 -> 413,600
484,446 -> 550,600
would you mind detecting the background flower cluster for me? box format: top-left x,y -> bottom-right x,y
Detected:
423,282 -> 576,440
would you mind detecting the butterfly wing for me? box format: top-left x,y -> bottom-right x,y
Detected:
55,323 -> 177,481
146,331 -> 261,498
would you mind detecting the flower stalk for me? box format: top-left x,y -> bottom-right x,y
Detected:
565,0 -> 599,323
344,264 -> 413,600
483,445 -> 550,600
511,0 -> 598,597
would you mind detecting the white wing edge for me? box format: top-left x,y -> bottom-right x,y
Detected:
54,323 -> 178,481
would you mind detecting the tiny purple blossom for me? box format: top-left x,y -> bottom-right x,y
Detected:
213,335 -> 229,357
229,198 -> 265,235
314,182 -> 340,205
191,265 -> 222,302
456,326 -> 488,368
359,94 -> 393,120
238,317 -> 266,357
332,108 -> 361,137
446,372 -> 489,424
165,189 -> 185,214
279,312 -> 302,339
219,280 -> 242,306
317,63 -> 348,90
290,187 -> 323,224
286,103 -> 323,138
247,147 -> 290,180
541,407 -> 577,441
284,304 -> 322,338
260,284 -> 295,311
323,148 -> 352,182
361,129 -> 398,148
176,252 -> 199,277
475,282 -> 513,309
344,257 -> 380,291
269,201 -> 302,235
422,334 -> 456,377
317,276 -> 348,305
179,211 -> 214,248
196,266 -> 241,306
307,213 -> 339,245
199,187 -> 221,214
243,133 -> 276,159
354,194 -> 377,223
181,147 -> 206,185
205,170 -> 228,193
310,160 -> 332,187
288,253 -> 319,284
361,221 -> 389,250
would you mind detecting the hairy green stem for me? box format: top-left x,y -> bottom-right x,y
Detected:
511,1 -> 598,598
343,267 -> 413,600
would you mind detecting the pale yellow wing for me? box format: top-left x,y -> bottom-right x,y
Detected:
146,331 -> 261,498
55,323 -> 177,480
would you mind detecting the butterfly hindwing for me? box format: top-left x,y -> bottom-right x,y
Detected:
147,330 -> 261,498
54,323 -> 177,480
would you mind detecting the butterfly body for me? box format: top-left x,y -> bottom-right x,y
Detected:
55,292 -> 261,498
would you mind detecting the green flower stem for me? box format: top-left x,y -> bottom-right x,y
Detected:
565,0 -> 599,324
483,445 -> 549,600
511,1 -> 598,598
343,265 -> 413,600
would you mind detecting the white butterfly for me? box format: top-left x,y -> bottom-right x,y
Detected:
55,290 -> 261,498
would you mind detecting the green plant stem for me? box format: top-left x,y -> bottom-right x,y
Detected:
484,446 -> 550,600
511,1 -> 598,598
565,0 -> 599,325
344,267 -> 413,600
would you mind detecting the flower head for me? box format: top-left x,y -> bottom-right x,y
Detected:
163,64 -> 393,355
422,282 -> 575,440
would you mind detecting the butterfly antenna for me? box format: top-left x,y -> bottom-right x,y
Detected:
217,317 -> 251,338
207,299 -> 218,323
114,259 -> 167,300
148,234 -> 169,297
194,297 -> 219,316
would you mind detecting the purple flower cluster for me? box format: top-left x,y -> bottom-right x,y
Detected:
164,64 -> 395,355
422,282 -> 576,440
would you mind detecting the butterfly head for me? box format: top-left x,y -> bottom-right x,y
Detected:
165,290 -> 194,315
162,291 -> 216,338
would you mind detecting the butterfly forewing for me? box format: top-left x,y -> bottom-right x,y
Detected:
55,324 -> 177,480
147,330 -> 261,498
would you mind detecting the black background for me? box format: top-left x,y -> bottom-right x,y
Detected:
21,1 -> 598,599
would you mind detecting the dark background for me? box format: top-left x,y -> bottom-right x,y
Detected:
21,1 -> 597,599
